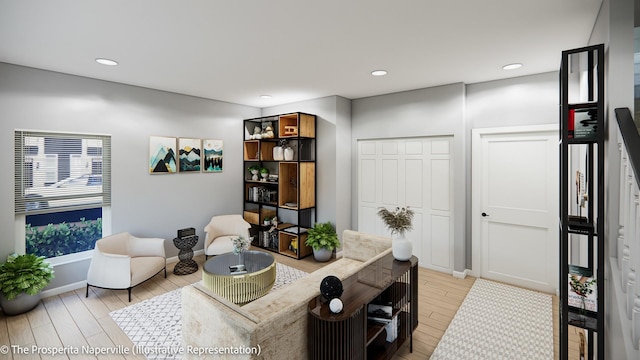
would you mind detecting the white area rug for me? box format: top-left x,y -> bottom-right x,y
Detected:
110,263 -> 307,359
430,278 -> 553,360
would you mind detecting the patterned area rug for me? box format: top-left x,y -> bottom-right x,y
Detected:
110,263 -> 307,359
431,279 -> 553,360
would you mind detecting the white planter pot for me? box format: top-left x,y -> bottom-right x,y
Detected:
273,146 -> 284,161
392,234 -> 412,261
251,170 -> 259,181
284,147 -> 294,161
313,248 -> 333,262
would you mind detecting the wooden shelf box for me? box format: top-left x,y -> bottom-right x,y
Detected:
243,208 -> 276,225
278,162 -> 315,209
278,113 -> 316,138
260,141 -> 275,161
243,140 -> 259,161
278,231 -> 311,258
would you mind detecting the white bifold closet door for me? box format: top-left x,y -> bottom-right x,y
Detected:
357,137 -> 454,273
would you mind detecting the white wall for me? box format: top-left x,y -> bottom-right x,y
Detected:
465,72 -> 559,267
352,74 -> 561,272
351,83 -> 466,271
0,63 -> 260,289
261,96 -> 352,239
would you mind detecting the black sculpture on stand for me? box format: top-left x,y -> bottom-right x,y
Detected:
173,235 -> 199,275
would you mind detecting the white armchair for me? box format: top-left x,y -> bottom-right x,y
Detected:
204,215 -> 251,258
86,232 -> 166,302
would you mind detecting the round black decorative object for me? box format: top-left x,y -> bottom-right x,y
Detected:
320,275 -> 343,300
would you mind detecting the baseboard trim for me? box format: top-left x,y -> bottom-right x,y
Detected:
453,269 -> 469,279
41,280 -> 86,298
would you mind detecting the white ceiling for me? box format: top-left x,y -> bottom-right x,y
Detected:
0,0 -> 603,108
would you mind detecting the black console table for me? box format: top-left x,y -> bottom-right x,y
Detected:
173,236 -> 199,275
308,253 -> 418,360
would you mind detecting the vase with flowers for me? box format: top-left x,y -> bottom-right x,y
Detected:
378,206 -> 414,261
232,236 -> 250,267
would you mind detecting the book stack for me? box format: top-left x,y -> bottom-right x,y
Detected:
368,304 -> 397,342
229,264 -> 247,275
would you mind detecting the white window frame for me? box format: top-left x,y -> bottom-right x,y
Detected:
14,129 -> 112,262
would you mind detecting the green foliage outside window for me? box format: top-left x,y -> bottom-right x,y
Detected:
26,218 -> 102,258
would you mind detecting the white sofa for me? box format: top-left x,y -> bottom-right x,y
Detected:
86,232 -> 166,301
182,230 -> 392,359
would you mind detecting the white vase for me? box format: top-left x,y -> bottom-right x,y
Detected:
284,147 -> 294,161
313,248 -> 333,262
392,234 -> 412,261
273,146 -> 284,160
251,170 -> 259,181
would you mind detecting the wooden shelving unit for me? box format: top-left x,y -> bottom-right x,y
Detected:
242,112 -> 317,259
308,253 -> 418,360
559,44 -> 605,359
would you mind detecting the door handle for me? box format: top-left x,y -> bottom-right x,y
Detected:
481,212 -> 489,217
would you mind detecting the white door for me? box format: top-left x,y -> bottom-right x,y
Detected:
472,125 -> 558,293
358,137 -> 454,272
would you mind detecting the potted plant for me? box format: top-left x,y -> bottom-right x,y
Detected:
247,165 -> 260,181
260,167 -> 269,181
0,253 -> 54,315
378,207 -> 414,261
305,222 -> 340,262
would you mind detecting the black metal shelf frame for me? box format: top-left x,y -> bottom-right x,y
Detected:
559,43 -> 605,359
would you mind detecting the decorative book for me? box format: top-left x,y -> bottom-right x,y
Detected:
568,265 -> 597,312
570,107 -> 598,140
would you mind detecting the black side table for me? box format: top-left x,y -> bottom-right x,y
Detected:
173,236 -> 199,275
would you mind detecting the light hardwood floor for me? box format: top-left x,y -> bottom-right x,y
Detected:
0,251 -> 582,359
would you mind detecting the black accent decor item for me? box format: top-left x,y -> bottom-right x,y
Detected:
320,275 -> 343,300
173,235 -> 199,275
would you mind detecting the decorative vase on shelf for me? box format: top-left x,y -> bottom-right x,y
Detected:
284,146 -> 294,161
251,170 -> 259,181
273,146 -> 284,161
392,234 -> 412,261
378,206 -> 415,261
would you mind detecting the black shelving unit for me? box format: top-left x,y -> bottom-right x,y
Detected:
242,112 -> 317,259
559,44 -> 605,359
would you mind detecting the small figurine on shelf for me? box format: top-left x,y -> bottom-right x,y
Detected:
248,165 -> 260,181
260,167 -> 269,181
262,122 -> 275,139
268,217 -> 278,232
251,125 -> 262,139
289,238 -> 298,253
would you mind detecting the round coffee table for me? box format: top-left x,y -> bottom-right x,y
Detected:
202,250 -> 276,304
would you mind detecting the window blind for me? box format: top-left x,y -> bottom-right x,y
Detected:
14,130 -> 111,215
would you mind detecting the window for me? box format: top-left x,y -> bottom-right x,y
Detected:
15,130 -> 111,259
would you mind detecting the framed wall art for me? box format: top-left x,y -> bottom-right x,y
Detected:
203,139 -> 223,172
149,136 -> 177,174
178,138 -> 202,172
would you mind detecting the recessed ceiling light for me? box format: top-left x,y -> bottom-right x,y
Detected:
260,95 -> 272,99
95,58 -> 118,66
371,70 -> 388,76
502,63 -> 522,70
